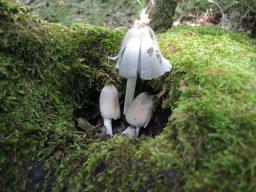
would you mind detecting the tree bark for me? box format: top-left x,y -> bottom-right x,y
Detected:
146,0 -> 177,33
251,21 -> 256,38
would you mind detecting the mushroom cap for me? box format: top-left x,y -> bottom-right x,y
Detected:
115,27 -> 140,78
116,22 -> 172,80
134,8 -> 150,26
139,26 -> 172,80
125,92 -> 154,128
99,85 -> 120,120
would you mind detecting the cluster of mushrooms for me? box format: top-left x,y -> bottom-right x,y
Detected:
99,9 -> 172,139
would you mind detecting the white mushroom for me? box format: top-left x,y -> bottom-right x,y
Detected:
114,9 -> 172,114
99,85 -> 120,136
122,126 -> 137,139
124,92 -> 154,138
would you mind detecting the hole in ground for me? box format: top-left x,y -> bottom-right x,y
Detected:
73,80 -> 171,138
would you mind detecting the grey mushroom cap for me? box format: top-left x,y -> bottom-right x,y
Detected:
125,92 -> 154,128
116,23 -> 172,80
99,85 -> 120,120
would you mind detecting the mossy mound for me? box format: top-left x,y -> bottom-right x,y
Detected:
1,1 -> 256,191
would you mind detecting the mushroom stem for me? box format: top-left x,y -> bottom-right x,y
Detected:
135,127 -> 140,137
123,76 -> 137,115
103,118 -> 113,136
122,126 -> 136,139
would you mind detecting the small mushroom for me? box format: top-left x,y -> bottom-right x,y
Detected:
112,9 -> 172,114
99,85 -> 120,136
124,92 -> 154,138
122,126 -> 137,139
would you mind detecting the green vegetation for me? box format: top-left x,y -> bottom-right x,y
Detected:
175,0 -> 256,33
1,0 -> 256,191
19,0 -> 141,27
20,0 -> 256,36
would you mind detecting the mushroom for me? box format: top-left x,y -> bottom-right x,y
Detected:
99,85 -> 120,136
123,92 -> 154,138
122,126 -> 137,139
112,9 -> 172,114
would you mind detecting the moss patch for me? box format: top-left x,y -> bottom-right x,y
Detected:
1,1 -> 256,191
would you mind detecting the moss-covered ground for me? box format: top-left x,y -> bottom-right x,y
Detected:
1,0 -> 256,191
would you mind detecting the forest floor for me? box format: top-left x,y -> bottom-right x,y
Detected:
19,0 -> 256,35
19,0 -> 140,28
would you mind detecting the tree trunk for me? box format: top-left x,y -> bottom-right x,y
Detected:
251,21 -> 256,38
146,0 -> 177,32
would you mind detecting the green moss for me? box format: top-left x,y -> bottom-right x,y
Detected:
159,26 -> 256,191
1,1 -> 256,191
